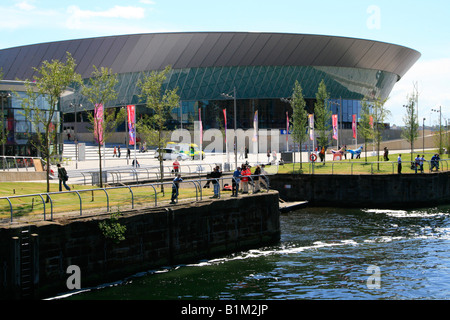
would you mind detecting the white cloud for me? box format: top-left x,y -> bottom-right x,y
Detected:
15,0 -> 36,11
140,0 -> 156,4
386,57 -> 450,126
66,5 -> 146,30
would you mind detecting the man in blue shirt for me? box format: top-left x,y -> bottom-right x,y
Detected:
171,174 -> 183,204
232,167 -> 241,197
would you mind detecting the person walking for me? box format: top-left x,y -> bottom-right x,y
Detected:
173,159 -> 180,175
241,165 -> 251,194
118,145 -> 121,158
397,154 -> 402,174
383,147 -> 389,161
170,174 -> 183,204
253,165 -> 261,193
57,163 -> 71,191
420,155 -> 425,173
211,166 -> 222,198
113,146 -> 117,157
414,154 -> 420,174
232,166 -> 241,197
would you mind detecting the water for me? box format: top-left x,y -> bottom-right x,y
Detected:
59,206 -> 450,300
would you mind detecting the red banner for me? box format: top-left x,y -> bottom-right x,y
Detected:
94,103 -> 103,144
332,114 -> 338,140
127,105 -> 136,145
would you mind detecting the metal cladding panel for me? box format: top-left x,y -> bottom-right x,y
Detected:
88,37 -> 115,69
174,33 -> 209,68
335,39 -> 369,67
111,35 -> 141,74
2,47 -> 22,79
356,41 -> 389,70
71,39 -> 94,77
0,32 -> 421,83
260,33 -> 295,66
155,33 -> 194,71
238,33 -> 273,66
11,47 -> 31,80
131,34 -> 156,71
229,33 -> 260,66
184,33 -> 220,68
121,35 -> 153,73
76,38 -> 105,77
214,33 -> 248,67
100,36 -> 129,73
140,35 -> 169,72
313,37 -> 355,66
252,34 -> 283,66
201,33 -> 235,67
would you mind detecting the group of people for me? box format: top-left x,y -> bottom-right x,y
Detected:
397,153 -> 441,174
113,146 -> 133,158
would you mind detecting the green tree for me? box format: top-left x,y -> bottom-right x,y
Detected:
290,81 -> 308,170
21,52 -> 81,196
314,80 -> 331,162
371,97 -> 390,170
80,66 -> 125,187
137,66 -> 180,193
358,98 -> 374,162
401,94 -> 419,162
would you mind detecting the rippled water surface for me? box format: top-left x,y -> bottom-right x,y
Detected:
62,206 -> 450,300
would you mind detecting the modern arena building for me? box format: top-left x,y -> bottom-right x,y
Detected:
0,32 -> 420,156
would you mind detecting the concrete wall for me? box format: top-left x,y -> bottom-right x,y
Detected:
270,172 -> 450,209
0,172 -> 46,182
0,192 -> 280,299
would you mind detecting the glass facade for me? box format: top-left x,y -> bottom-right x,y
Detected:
63,65 -> 398,131
0,85 -> 61,157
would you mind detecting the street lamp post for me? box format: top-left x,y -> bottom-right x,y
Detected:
221,87 -> 237,170
423,117 -> 426,153
431,106 -> 442,154
70,103 -> 82,169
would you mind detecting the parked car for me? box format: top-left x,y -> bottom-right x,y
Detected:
154,148 -> 190,161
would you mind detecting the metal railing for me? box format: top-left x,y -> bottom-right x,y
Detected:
0,156 -> 44,172
0,175 -> 270,223
286,158 -> 450,175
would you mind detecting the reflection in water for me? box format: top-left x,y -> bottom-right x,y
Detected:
59,206 -> 450,300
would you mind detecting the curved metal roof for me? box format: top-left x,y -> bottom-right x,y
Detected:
0,32 -> 420,82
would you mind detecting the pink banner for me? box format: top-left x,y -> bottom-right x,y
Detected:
127,105 -> 136,145
223,108 -> 227,143
369,115 -> 373,129
94,103 -> 103,144
352,114 -> 357,139
332,114 -> 338,140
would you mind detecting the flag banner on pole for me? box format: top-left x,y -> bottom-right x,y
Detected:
332,114 -> 338,140
223,108 -> 227,144
369,115 -> 374,129
127,105 -> 136,145
309,114 -> 314,141
252,110 -> 258,142
286,111 -> 289,138
94,103 -> 103,144
352,114 -> 357,139
199,108 -> 203,145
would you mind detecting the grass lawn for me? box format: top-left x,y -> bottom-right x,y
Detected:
0,181 -> 221,221
265,149 -> 448,175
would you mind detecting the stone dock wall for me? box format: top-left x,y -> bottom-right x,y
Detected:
270,172 -> 450,208
0,192 -> 280,299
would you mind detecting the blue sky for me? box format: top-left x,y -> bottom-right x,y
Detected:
1,0 -> 449,125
